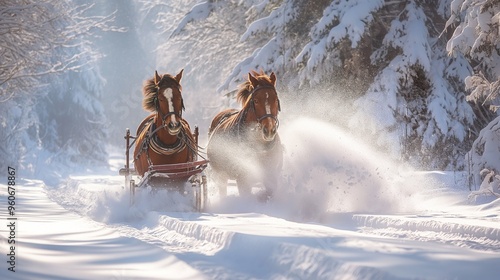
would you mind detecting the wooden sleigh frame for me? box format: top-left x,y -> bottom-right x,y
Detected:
119,127 -> 209,212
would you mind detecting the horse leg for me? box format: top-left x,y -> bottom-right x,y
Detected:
236,175 -> 252,197
261,168 -> 280,202
212,170 -> 228,197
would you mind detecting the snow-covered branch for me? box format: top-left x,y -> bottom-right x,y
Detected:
446,0 -> 500,109
0,0 -> 120,174
296,0 -> 384,85
468,169 -> 500,200
0,0 -> 124,100
170,1 -> 223,38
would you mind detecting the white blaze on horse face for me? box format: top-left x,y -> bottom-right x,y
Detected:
265,92 -> 271,114
163,88 -> 177,124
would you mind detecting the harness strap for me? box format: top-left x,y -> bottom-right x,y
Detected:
133,119 -> 187,165
148,122 -> 187,156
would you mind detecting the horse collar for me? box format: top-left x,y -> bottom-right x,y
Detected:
148,122 -> 186,156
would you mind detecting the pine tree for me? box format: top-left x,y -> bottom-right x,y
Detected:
146,0 -> 255,123
35,69 -> 108,175
350,1 -> 475,169
296,0 -> 384,87
446,0 -> 500,116
220,0 -> 299,91
163,0 -> 477,169
446,0 -> 500,186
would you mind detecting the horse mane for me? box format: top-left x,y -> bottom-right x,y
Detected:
236,70 -> 275,107
142,74 -> 182,112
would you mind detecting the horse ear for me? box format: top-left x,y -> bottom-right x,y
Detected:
248,72 -> 259,88
175,69 -> 184,83
270,72 -> 277,85
154,71 -> 161,85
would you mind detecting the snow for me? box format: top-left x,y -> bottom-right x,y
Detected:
2,1 -> 500,279
466,116 -> 500,187
0,180 -> 204,280
296,0 -> 384,85
350,1 -> 476,169
2,117 -> 500,280
171,1 -> 219,38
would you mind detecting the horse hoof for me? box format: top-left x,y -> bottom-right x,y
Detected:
257,191 -> 272,203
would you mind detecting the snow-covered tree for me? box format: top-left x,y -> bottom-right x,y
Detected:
34,69 -> 108,176
87,1 -> 154,146
296,0 -> 384,87
446,0 -> 500,115
0,1 -> 118,98
157,0 -> 477,169
349,1 -> 475,169
219,0 -> 298,91
0,0 -> 120,176
446,0 -> 500,185
137,0 -> 254,126
466,119 -> 500,189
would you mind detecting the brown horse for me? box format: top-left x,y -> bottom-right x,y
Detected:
133,70 -> 197,180
207,71 -> 283,200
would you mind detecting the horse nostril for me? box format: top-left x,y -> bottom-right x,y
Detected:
263,126 -> 269,135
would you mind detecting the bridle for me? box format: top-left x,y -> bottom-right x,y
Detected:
248,85 -> 281,129
154,82 -> 185,129
210,84 -> 281,142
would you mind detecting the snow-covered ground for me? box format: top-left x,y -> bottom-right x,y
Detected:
2,117 -> 500,279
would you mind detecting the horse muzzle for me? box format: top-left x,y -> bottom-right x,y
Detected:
257,114 -> 278,142
261,122 -> 277,142
167,121 -> 182,135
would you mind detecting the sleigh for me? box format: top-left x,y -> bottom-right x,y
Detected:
119,127 -> 209,212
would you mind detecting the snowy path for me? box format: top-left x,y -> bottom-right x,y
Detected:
1,176 -> 500,280
2,118 -> 500,279
0,180 -> 204,280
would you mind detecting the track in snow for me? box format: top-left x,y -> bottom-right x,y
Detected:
40,171 -> 500,280
7,117 -> 499,279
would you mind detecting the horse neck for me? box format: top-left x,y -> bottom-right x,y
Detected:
230,105 -> 259,140
233,103 -> 253,126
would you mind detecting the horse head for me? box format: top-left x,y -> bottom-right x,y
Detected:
144,69 -> 185,135
246,71 -> 280,142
